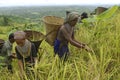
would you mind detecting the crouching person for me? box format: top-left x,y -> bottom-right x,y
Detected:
14,31 -> 37,79
0,33 -> 16,73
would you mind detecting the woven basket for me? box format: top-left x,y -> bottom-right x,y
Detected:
0,39 -> 4,50
0,39 -> 4,44
24,30 -> 45,41
96,7 -> 108,15
24,30 -> 45,52
42,16 -> 64,46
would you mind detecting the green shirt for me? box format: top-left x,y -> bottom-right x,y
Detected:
0,40 -> 13,65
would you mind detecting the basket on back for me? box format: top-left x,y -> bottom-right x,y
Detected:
96,7 -> 108,15
0,39 -> 5,53
42,16 -> 64,46
24,30 -> 45,52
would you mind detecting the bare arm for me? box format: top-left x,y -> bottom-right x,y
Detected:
62,28 -> 85,49
33,57 -> 37,65
62,28 -> 91,52
71,31 -> 92,52
72,32 -> 86,46
71,36 -> 91,52
33,57 -> 38,68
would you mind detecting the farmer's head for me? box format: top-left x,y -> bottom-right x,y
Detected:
81,12 -> 88,20
14,31 -> 26,47
64,12 -> 80,26
9,33 -> 15,43
66,11 -> 71,16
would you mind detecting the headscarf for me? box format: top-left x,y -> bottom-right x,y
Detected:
64,12 -> 80,23
14,31 -> 26,40
14,31 -> 31,58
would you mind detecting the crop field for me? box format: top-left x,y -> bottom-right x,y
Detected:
0,5 -> 120,80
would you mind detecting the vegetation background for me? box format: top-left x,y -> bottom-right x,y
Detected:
0,5 -> 119,80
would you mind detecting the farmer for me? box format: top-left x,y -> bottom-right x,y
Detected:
0,33 -> 16,73
66,10 -> 71,18
54,12 -> 91,60
79,12 -> 88,23
81,12 -> 88,20
14,31 -> 37,76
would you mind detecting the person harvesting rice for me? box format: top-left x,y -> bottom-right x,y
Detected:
54,12 -> 91,60
14,31 -> 37,77
0,33 -> 16,73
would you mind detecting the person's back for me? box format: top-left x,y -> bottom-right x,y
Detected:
1,40 -> 12,55
57,23 -> 74,45
0,40 -> 12,64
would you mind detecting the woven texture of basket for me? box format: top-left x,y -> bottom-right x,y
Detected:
42,16 -> 64,46
96,7 -> 108,15
0,39 -> 4,44
24,30 -> 45,52
24,30 -> 45,41
0,39 -> 5,51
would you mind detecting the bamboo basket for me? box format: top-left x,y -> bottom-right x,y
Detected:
42,16 -> 64,46
96,7 -> 108,15
0,39 -> 5,51
24,30 -> 45,52
0,39 -> 4,44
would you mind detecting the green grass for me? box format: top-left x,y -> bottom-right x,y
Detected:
0,9 -> 120,80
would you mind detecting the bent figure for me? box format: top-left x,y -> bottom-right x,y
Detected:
14,31 -> 37,78
0,33 -> 15,73
54,12 -> 91,61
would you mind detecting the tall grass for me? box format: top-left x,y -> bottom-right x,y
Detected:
0,11 -> 120,80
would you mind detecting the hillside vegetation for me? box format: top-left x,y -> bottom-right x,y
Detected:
0,5 -> 119,80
